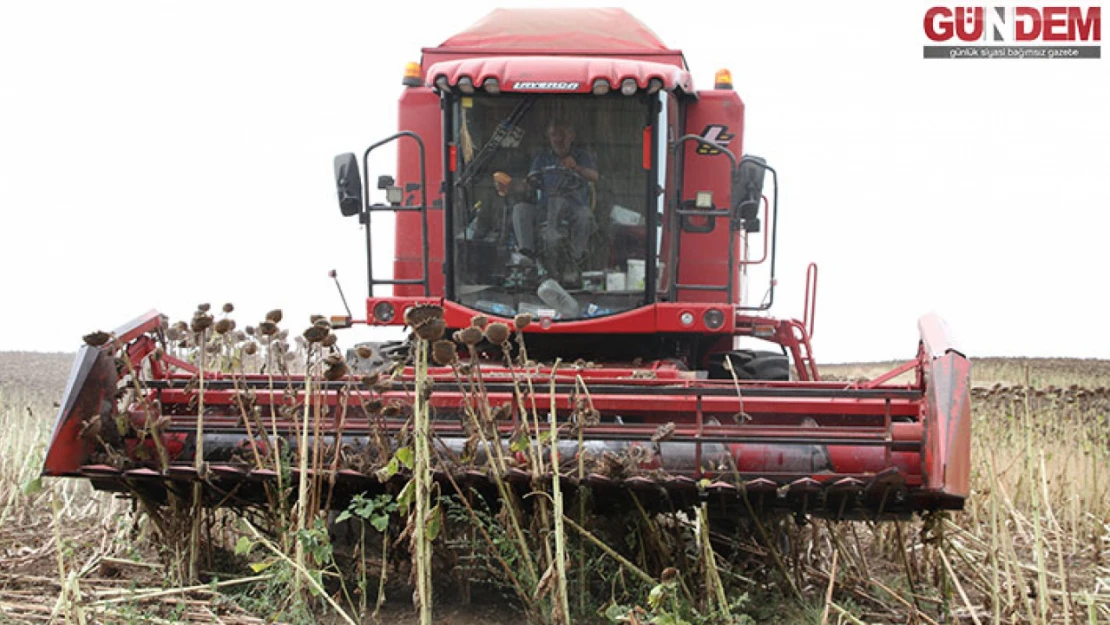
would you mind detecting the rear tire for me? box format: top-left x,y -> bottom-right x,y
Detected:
707,349 -> 790,381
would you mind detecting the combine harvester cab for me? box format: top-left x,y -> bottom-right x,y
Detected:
43,8 -> 971,520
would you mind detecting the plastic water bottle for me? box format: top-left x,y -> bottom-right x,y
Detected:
537,279 -> 580,319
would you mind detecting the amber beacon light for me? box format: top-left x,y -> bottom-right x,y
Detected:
714,68 -> 733,90
402,62 -> 422,87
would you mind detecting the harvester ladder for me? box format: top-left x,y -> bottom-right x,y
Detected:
673,201 -> 737,301
670,140 -> 777,309
363,131 -> 431,296
792,322 -> 820,381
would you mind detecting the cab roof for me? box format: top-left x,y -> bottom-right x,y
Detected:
424,8 -> 687,68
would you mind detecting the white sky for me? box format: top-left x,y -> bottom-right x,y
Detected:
1,1 -> 1107,363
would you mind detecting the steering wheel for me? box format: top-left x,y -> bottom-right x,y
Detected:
527,165 -> 586,197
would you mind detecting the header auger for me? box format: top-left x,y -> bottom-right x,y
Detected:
43,8 -> 971,521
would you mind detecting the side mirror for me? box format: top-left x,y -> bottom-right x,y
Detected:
333,153 -> 363,217
732,155 -> 767,223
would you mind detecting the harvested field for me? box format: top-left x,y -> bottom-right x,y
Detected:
2,348 -> 1108,624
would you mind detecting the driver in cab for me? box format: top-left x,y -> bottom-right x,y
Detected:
494,119 -> 599,277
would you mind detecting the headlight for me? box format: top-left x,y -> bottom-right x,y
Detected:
703,308 -> 725,330
373,302 -> 396,323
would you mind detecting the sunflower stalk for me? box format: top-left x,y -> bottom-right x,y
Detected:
189,326 -> 207,582
549,363 -> 570,624
293,350 -> 314,596
412,333 -> 433,625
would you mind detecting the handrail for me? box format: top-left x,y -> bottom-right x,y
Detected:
803,262 -> 818,339
736,195 -> 770,266
362,131 -> 430,297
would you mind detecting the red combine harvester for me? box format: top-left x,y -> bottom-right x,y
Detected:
43,9 -> 970,519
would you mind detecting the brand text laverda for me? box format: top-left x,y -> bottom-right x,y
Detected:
511,81 -> 580,90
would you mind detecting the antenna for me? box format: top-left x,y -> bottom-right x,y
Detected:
330,269 -> 353,319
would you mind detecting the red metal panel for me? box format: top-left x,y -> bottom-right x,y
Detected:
113,310 -> 166,344
922,351 -> 972,498
679,90 -> 745,304
395,87 -> 444,297
439,300 -> 735,334
917,312 -> 972,498
152,386 -> 921,420
427,8 -> 684,63
42,347 -> 116,476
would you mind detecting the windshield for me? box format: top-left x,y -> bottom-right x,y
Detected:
451,94 -> 653,321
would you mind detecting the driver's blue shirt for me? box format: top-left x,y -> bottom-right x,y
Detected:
529,147 -> 595,208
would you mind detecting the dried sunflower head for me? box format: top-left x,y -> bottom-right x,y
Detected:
651,421 -> 676,443
356,345 -> 374,359
456,326 -> 483,346
513,313 -> 532,330
625,444 -> 652,467
258,321 -> 278,336
303,325 -> 329,343
470,315 -> 489,329
215,318 -> 233,335
83,331 -> 111,347
324,361 -> 349,381
265,309 -> 283,323
581,408 -> 601,426
414,317 -> 446,341
404,303 -> 444,328
455,326 -> 481,344
484,322 -> 510,345
197,303 -> 211,313
431,340 -> 458,366
191,313 -> 213,333
321,333 -> 337,347
222,303 -> 234,313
